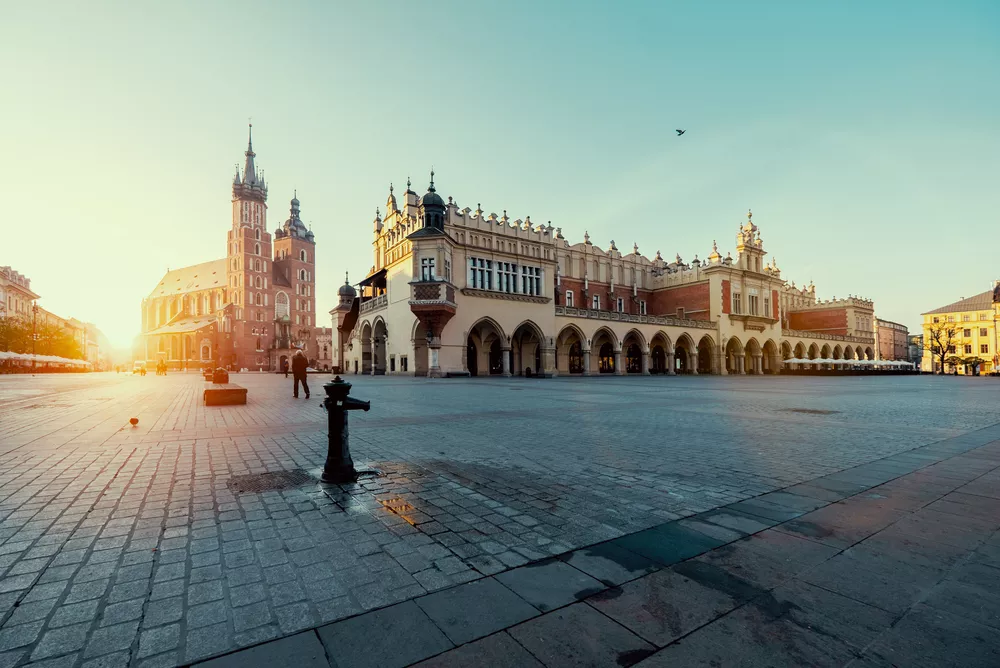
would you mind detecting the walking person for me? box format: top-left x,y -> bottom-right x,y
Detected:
292,350 -> 309,399
282,358 -> 289,378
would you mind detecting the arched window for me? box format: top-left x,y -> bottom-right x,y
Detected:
599,343 -> 615,373
300,250 -> 307,262
254,259 -> 261,272
254,243 -> 261,256
255,229 -> 261,241
255,292 -> 262,306
275,291 -> 289,319
255,276 -> 262,289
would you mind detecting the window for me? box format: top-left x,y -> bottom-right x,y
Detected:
300,250 -> 307,262
390,356 -> 396,372
962,314 -> 971,321
616,297 -> 625,313
732,291 -> 742,314
965,344 -> 973,354
565,291 -> 574,307
640,300 -> 647,315
981,313 -> 990,320
520,266 -> 542,296
748,290 -> 759,315
677,307 -> 685,319
981,328 -> 988,336
947,345 -> 955,353
933,317 -> 940,323
444,260 -> 451,282
420,257 -> 436,281
469,257 -> 493,289
497,262 -> 517,293
592,294 -> 601,310
254,243 -> 261,255
763,295 -> 771,318
255,229 -> 260,241
948,316 -> 955,322
401,356 -> 408,372
964,329 -> 971,337
982,344 -> 990,354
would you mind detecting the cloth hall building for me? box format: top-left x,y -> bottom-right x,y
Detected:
138,128 -> 325,371
332,174 -> 877,377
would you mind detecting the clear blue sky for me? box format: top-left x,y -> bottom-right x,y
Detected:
2,1 -> 998,348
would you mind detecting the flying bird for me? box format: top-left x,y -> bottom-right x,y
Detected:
675,129 -> 686,136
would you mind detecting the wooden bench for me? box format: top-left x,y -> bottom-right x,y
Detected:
203,383 -> 247,406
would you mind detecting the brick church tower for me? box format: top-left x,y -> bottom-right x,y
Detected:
224,125 -> 275,370
271,192 -> 317,368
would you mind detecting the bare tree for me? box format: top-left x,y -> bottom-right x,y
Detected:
926,321 -> 957,374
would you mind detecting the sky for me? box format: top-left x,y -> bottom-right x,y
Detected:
1,1 -> 998,348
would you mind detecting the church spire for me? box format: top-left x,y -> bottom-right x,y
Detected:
242,124 -> 257,185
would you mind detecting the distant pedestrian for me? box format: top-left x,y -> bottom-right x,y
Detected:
282,358 -> 289,378
292,350 -> 309,399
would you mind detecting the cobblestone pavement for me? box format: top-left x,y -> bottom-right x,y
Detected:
0,372 -> 998,667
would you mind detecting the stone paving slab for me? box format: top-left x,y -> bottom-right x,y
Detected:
2,374 -> 1000,667
187,421 -> 1000,667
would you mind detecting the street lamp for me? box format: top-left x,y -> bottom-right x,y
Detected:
32,302 -> 38,369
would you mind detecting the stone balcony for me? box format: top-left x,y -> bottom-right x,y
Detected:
359,293 -> 388,314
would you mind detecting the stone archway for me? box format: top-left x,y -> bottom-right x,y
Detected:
726,337 -> 744,374
511,320 -> 545,377
697,335 -> 715,374
372,319 -> 387,375
762,340 -> 780,374
467,318 -> 507,376
622,330 -> 646,374
745,338 -> 762,375
650,332 -> 671,375
556,325 -> 586,375
359,322 -> 373,374
591,328 -> 619,375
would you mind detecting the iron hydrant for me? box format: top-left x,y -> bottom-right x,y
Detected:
321,376 -> 370,483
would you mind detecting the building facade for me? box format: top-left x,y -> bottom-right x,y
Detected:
333,174 -> 876,377
0,266 -> 39,320
921,285 -> 1000,374
875,318 -> 909,361
138,127 -> 322,371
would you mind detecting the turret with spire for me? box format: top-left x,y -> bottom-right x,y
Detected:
232,124 -> 267,203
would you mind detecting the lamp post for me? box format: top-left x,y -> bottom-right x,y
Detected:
31,302 -> 38,370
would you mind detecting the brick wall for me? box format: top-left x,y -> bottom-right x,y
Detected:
788,308 -> 848,335
649,282 -> 711,320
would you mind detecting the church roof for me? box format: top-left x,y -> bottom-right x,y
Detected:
147,259 -> 227,299
923,289 -> 995,315
144,315 -> 216,335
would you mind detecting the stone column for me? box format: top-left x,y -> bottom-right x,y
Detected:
370,336 -> 377,375
501,346 -> 512,377
541,347 -> 557,378
428,342 -> 441,378
754,353 -> 763,374
691,351 -> 699,375
667,351 -> 676,375
614,348 -> 624,375
641,349 -> 650,375
582,349 -> 591,376
737,356 -> 745,374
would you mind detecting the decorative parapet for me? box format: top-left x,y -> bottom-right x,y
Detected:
782,328 -> 875,344
555,305 -> 716,330
359,293 -> 388,314
460,288 -> 549,304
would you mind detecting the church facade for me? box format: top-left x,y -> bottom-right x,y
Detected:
139,128 -> 323,371
332,174 -> 877,377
